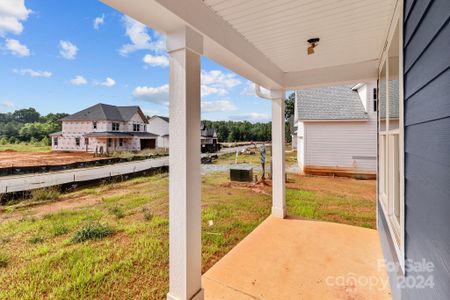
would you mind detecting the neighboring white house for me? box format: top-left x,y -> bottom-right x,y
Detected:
294,82 -> 378,177
147,116 -> 219,152
50,103 -> 157,153
147,115 -> 170,149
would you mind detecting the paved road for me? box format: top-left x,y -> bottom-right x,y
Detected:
0,146 -> 249,194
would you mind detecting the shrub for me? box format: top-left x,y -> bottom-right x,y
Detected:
142,207 -> 153,221
0,251 -> 9,268
71,222 -> 114,243
109,206 -> 125,219
31,187 -> 60,202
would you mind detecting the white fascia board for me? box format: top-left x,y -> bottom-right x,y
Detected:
284,60 -> 379,90
301,119 -> 369,123
101,0 -> 284,89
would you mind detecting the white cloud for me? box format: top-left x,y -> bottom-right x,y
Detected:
201,70 -> 241,97
143,54 -> 168,67
132,84 -> 169,105
229,112 -> 271,123
202,100 -> 237,113
5,38 -> 29,56
97,77 -> 116,87
201,85 -> 225,97
59,40 -> 78,60
142,108 -> 162,117
0,0 -> 31,36
93,14 -> 104,30
70,75 -> 87,86
240,80 -> 270,97
13,68 -> 52,77
2,100 -> 15,108
119,16 -> 165,56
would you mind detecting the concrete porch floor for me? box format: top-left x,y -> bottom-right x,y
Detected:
203,216 -> 391,300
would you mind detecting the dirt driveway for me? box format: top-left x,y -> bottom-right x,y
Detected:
0,150 -> 108,168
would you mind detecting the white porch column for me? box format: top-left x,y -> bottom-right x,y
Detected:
271,89 -> 287,218
166,26 -> 204,300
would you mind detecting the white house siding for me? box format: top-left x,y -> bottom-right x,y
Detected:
296,122 -> 305,167
304,121 -> 377,174
298,81 -> 377,176
147,117 -> 169,148
161,136 -> 169,148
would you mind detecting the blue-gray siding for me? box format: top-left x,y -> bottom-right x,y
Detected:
403,0 -> 450,299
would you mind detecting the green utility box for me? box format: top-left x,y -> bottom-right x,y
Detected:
230,166 -> 253,182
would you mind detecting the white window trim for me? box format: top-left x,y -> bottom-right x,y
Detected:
377,0 -> 405,273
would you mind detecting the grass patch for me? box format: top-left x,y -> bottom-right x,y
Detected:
28,235 -> 45,244
50,221 -> 70,237
0,250 -> 9,268
31,186 -> 60,202
142,207 -> 153,221
286,174 -> 376,228
71,222 -> 114,243
0,143 -> 51,152
109,206 -> 125,219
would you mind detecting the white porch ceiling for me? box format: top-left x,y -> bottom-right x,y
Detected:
202,0 -> 396,73
101,0 -> 397,89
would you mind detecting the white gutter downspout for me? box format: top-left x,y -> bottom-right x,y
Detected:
255,84 -> 278,100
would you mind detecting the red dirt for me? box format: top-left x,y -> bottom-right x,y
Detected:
0,151 -> 110,168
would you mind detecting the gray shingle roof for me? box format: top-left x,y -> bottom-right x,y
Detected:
61,103 -> 148,123
296,85 -> 368,121
156,115 -> 169,122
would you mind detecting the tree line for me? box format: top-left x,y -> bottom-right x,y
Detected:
0,108 -> 68,146
203,92 -> 295,143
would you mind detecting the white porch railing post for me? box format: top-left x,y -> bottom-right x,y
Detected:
271,89 -> 287,218
166,26 -> 204,300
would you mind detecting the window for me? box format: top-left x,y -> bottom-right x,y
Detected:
112,122 -> 120,131
378,13 -> 404,270
107,138 -> 112,148
119,138 -> 123,147
93,122 -> 97,129
75,137 -> 80,146
53,137 -> 58,146
133,123 -> 140,132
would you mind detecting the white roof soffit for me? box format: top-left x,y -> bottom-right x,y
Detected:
101,0 -> 396,89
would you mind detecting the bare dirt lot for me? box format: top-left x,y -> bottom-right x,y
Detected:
0,150 -> 109,168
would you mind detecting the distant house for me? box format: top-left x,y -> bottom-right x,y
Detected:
147,116 -> 219,152
294,82 -> 377,177
147,115 -> 170,149
49,103 -> 157,153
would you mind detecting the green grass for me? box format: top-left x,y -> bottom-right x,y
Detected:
0,251 -> 9,268
285,174 -> 376,228
0,143 -> 51,152
31,187 -> 61,202
0,170 -> 271,299
71,222 -> 115,243
0,151 -> 376,299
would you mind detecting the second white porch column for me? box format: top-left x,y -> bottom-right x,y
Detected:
271,89 -> 287,218
167,26 -> 204,300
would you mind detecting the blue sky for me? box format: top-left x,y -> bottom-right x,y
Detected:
0,0 -> 273,122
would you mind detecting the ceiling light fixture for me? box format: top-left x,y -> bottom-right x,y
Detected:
307,38 -> 320,55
